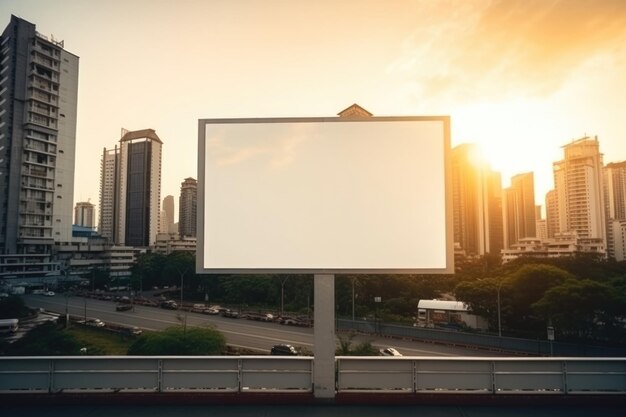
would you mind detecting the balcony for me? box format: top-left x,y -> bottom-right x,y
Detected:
32,54 -> 59,72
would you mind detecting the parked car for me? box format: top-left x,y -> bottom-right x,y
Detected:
160,300 -> 178,310
122,326 -> 142,336
84,318 -> 105,328
115,304 -> 133,312
222,309 -> 239,318
270,344 -> 298,356
43,291 -> 55,297
379,347 -> 402,357
202,308 -> 220,315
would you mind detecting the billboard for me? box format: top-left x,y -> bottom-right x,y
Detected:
197,116 -> 452,274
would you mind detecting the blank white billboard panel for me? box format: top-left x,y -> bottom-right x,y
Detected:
197,117 -> 452,274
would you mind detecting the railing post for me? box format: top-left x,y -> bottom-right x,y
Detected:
157,359 -> 163,392
562,360 -> 568,395
413,359 -> 418,393
48,358 -> 55,394
491,360 -> 497,394
238,358 -> 243,393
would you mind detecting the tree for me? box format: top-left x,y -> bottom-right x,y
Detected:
503,264 -> 574,332
0,295 -> 31,319
127,326 -> 226,355
532,279 -> 621,337
454,277 -> 502,330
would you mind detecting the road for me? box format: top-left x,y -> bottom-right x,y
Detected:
23,294 -> 506,356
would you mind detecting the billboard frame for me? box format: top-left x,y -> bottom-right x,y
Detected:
197,115 -> 453,275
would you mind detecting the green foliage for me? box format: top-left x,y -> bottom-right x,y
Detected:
0,296 -> 31,319
2,322 -> 82,356
532,279 -> 622,337
127,326 -> 226,355
504,264 -> 574,331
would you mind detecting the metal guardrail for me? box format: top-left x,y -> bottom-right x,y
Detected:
337,319 -> 626,357
0,356 -> 314,393
336,357 -> 626,394
1,356 -> 624,395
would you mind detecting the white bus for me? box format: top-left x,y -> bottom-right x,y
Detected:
0,318 -> 18,333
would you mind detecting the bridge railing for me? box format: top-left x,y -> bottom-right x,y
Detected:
1,356 -> 625,395
0,356 -> 314,393
336,357 -> 626,394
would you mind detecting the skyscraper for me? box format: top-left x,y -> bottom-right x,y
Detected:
99,147 -> 119,242
552,136 -> 606,242
451,144 -> 503,256
160,195 -> 174,234
74,201 -> 95,229
545,189 -> 559,239
604,161 -> 626,260
179,177 -> 197,237
502,172 -> 536,248
99,129 -> 162,247
0,16 -> 79,281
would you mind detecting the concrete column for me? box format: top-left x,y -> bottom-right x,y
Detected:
313,273 -> 335,400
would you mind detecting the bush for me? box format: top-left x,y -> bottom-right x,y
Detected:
127,326 -> 226,355
0,296 -> 31,319
3,322 -> 82,355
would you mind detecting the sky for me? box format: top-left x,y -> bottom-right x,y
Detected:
2,0 -> 626,221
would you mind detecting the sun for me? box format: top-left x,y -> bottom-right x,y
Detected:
450,98 -> 562,198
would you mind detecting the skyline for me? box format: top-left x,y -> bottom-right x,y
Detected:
2,0 -> 626,219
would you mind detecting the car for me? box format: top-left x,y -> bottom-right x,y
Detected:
84,318 -> 105,328
122,326 -> 142,336
270,344 -> 298,356
115,304 -> 133,312
379,347 -> 402,357
160,300 -> 178,310
222,309 -> 239,318
43,291 -> 55,296
202,308 -> 220,315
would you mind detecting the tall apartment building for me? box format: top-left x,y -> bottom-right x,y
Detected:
74,201 -> 95,228
451,144 -> 503,256
160,195 -> 174,234
99,147 -> 118,242
604,161 -> 626,260
179,177 -> 197,237
502,172 -> 536,248
99,129 -> 162,247
552,137 -> 606,245
0,16 -> 79,281
545,190 -> 559,239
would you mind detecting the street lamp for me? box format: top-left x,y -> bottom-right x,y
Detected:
280,276 -> 289,317
496,279 -> 504,337
351,277 -> 358,322
374,296 -> 382,334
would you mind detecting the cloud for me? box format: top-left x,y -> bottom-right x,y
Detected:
389,0 -> 626,102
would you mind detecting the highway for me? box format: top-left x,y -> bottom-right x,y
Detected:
23,294 -> 506,356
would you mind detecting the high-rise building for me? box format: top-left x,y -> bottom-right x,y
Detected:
502,172 -> 536,248
99,147 -> 118,242
604,161 -> 626,260
160,195 -> 174,234
0,16 -> 79,281
545,190 -> 559,239
99,129 -> 162,247
179,177 -> 197,237
451,144 -> 503,256
552,137 -> 606,244
74,201 -> 95,229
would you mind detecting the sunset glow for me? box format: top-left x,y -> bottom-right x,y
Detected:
2,0 -> 625,215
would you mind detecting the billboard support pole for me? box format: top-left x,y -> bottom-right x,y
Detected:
313,273 -> 335,400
